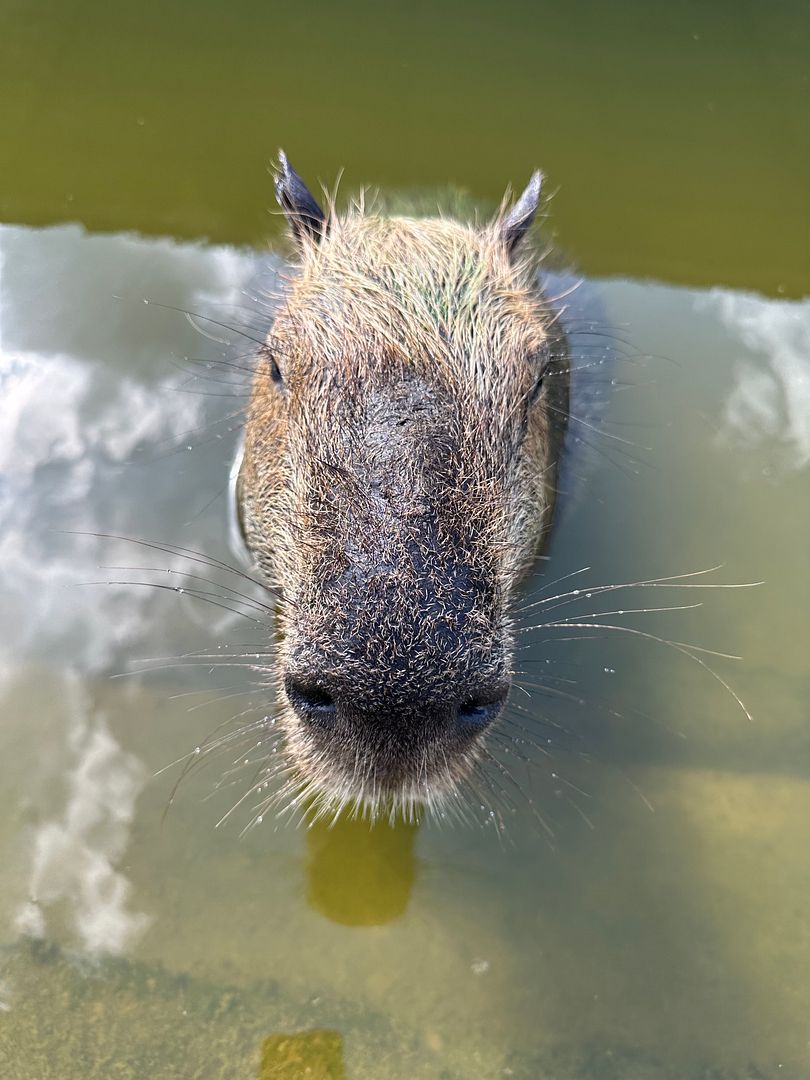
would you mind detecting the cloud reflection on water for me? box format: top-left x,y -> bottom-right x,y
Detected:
707,288 -> 810,471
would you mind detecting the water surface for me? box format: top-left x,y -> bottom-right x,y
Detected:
0,3 -> 809,1078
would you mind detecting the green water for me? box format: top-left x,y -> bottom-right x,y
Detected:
1,0 -> 808,296
1,2 -> 809,1078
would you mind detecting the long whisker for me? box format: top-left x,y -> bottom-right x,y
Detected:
98,564 -> 277,618
516,601 -> 704,633
140,298 -> 267,348
521,620 -> 752,720
79,579 -> 268,625
516,566 -> 762,617
63,530 -> 286,601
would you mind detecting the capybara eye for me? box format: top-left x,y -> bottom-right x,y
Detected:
529,372 -> 544,404
529,348 -> 551,404
269,354 -> 284,387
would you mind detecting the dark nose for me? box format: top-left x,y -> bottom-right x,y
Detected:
284,677 -> 339,727
283,672 -> 509,742
456,689 -> 509,732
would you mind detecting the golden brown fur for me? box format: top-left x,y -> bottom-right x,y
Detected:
238,174 -> 569,820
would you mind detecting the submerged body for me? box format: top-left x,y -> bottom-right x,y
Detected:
238,155 -> 569,817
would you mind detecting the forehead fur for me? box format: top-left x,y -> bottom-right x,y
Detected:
275,211 -> 549,387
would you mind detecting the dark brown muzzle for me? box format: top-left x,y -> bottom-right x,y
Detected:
282,566 -> 510,789
285,665 -> 509,747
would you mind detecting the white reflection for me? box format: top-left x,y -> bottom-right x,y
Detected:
15,677 -> 150,956
708,290 -> 810,471
0,351 -> 200,673
0,224 -> 263,675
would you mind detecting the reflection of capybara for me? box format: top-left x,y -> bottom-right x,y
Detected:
306,815 -> 418,926
260,1029 -> 345,1080
238,153 -> 569,819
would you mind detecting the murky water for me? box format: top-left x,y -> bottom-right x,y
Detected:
1,2 -> 809,1078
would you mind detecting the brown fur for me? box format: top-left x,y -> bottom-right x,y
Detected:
238,194 -> 569,819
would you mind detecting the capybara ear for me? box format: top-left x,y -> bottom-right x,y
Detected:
274,150 -> 327,245
499,170 -> 543,255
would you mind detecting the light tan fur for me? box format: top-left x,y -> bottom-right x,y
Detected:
238,201 -> 569,820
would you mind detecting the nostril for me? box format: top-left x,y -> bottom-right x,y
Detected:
285,675 -> 337,725
457,686 -> 509,731
458,700 -> 496,728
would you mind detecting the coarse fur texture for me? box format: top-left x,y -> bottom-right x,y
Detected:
237,159 -> 570,820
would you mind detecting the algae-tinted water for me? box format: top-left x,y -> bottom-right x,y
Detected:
0,2 -> 809,1077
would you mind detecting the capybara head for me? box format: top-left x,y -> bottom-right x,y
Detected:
237,153 -> 569,818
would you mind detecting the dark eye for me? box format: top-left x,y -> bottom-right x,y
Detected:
529,351 -> 549,405
529,372 -> 544,404
268,353 -> 284,388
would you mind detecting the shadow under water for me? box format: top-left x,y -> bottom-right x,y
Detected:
306,816 -> 419,928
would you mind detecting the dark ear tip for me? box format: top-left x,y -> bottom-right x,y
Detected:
273,150 -> 327,244
500,168 -> 544,254
513,169 -> 543,214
